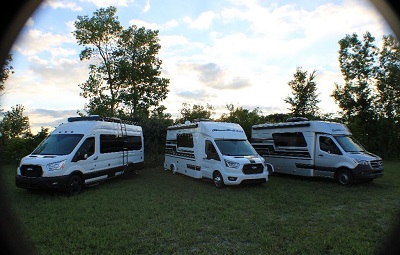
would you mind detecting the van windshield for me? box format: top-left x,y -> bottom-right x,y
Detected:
32,134 -> 84,155
215,139 -> 257,156
334,135 -> 365,153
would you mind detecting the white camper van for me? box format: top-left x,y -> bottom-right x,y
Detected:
16,116 -> 144,195
251,119 -> 384,185
164,120 -> 271,188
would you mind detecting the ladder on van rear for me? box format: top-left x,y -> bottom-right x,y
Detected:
119,120 -> 129,168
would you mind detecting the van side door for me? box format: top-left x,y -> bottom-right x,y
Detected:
315,134 -> 342,178
201,139 -> 221,179
71,137 -> 97,172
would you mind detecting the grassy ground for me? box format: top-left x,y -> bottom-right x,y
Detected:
1,161 -> 400,255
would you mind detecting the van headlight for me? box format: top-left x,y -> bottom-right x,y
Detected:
355,159 -> 369,165
225,159 -> 240,169
47,160 -> 66,171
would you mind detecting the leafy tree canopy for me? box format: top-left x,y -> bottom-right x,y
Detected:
284,67 -> 320,119
73,6 -> 169,121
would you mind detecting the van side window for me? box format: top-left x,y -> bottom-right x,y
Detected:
126,136 -> 142,150
205,140 -> 220,161
100,134 -> 122,153
177,133 -> 194,148
272,132 -> 307,147
319,136 -> 342,155
100,135 -> 142,153
73,137 -> 95,162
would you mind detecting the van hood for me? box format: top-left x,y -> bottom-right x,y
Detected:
21,154 -> 69,165
223,155 -> 264,164
346,151 -> 381,161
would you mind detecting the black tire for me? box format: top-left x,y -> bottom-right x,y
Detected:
170,165 -> 177,174
67,175 -> 83,196
213,171 -> 225,188
336,169 -> 354,186
124,164 -> 136,177
266,163 -> 274,175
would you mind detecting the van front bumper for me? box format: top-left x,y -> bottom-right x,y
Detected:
16,175 -> 70,191
353,165 -> 384,180
224,173 -> 268,185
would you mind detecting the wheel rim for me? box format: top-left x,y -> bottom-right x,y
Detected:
214,174 -> 222,187
69,177 -> 82,194
339,173 -> 349,184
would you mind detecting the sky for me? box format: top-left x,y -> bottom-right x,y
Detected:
1,0 -> 395,134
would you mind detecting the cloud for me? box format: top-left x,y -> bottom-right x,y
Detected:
175,89 -> 213,100
129,19 -> 162,30
42,0 -> 83,11
84,0 -> 132,8
13,29 -> 75,58
183,11 -> 218,30
178,62 -> 252,90
26,108 -> 79,133
143,0 -> 150,12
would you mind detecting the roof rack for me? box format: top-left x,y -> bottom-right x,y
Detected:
68,115 -> 137,125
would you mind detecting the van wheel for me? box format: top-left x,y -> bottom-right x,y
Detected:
213,171 -> 225,188
170,165 -> 177,174
67,175 -> 83,196
336,169 -> 354,186
266,164 -> 274,175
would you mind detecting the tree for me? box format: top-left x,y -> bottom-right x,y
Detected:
284,67 -> 321,119
375,34 -> 400,158
264,113 -> 291,123
74,6 -> 123,116
73,6 -> 169,120
139,106 -> 173,164
331,32 -> 378,123
376,34 -> 400,120
0,53 -> 14,100
0,104 -> 34,163
218,104 -> 265,138
331,32 -> 379,150
0,104 -> 30,139
117,26 -> 169,120
175,103 -> 215,123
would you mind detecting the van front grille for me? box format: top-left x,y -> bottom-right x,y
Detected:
20,165 -> 43,177
370,160 -> 383,170
243,164 -> 264,174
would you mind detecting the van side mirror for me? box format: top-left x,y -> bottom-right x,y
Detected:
207,152 -> 220,161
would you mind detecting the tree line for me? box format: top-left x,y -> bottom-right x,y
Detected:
1,6 -> 400,163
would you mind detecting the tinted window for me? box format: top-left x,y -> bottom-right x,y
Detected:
100,134 -> 122,153
319,136 -> 342,155
215,139 -> 257,156
126,136 -> 142,150
100,134 -> 142,153
272,132 -> 307,147
32,134 -> 84,155
177,133 -> 194,148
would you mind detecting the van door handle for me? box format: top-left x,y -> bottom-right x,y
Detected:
318,154 -> 323,157
93,156 -> 98,160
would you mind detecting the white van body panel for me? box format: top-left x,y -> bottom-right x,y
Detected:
164,121 -> 270,187
16,116 -> 144,192
251,120 -> 383,184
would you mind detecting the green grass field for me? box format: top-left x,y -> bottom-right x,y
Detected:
2,161 -> 400,255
